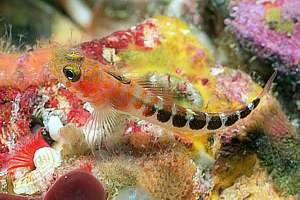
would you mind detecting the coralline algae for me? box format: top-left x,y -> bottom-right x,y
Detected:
226,0 -> 300,74
0,15 -> 299,200
223,0 -> 300,132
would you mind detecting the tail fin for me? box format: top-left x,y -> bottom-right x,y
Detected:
258,70 -> 277,98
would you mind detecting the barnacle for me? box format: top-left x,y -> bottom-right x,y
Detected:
0,3 -> 299,199
8,132 -> 49,174
13,147 -> 61,195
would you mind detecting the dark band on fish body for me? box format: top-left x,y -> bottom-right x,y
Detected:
157,109 -> 172,123
236,98 -> 260,119
207,115 -> 222,130
172,113 -> 187,127
189,112 -> 206,130
224,113 -> 239,127
252,98 -> 260,109
240,107 -> 251,119
143,104 -> 156,117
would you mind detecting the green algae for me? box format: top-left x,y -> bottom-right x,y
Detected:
265,7 -> 295,35
251,133 -> 300,198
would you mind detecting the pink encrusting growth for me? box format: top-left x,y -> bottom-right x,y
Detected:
80,19 -> 161,64
0,48 -> 56,91
0,86 -> 40,170
7,129 -> 49,173
226,0 -> 300,74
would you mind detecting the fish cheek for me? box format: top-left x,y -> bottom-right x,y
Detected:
111,90 -> 133,108
65,82 -> 72,88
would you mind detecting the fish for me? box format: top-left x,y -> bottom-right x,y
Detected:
49,47 -> 277,147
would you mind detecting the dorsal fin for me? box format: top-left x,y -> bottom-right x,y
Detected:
106,70 -> 131,84
258,70 -> 277,98
129,72 -> 203,108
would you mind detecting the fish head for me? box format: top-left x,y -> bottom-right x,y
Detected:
49,47 -> 113,106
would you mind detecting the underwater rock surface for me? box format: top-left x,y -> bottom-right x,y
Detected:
224,0 -> 300,125
226,0 -> 300,73
0,12 -> 299,200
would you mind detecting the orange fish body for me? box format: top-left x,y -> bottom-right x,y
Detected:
50,47 -> 276,146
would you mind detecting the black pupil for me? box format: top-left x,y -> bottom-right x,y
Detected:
65,69 -> 74,80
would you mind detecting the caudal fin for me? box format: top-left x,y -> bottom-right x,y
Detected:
258,70 -> 277,98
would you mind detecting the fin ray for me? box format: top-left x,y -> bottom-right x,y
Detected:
83,106 -> 120,149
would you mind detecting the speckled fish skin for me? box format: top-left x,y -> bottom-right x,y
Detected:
50,46 -> 276,135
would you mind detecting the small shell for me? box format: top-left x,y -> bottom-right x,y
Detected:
33,147 -> 61,168
47,115 -> 64,141
13,166 -> 55,195
13,147 -> 61,195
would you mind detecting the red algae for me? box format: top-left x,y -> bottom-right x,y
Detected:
58,88 -> 85,109
7,130 -> 49,174
0,86 -> 40,164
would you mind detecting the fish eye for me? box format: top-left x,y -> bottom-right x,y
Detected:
63,65 -> 81,82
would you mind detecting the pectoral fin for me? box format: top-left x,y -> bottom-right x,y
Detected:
83,106 -> 122,149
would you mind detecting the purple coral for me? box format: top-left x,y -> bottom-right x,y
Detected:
226,0 -> 300,74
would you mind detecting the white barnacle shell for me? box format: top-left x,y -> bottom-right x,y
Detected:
13,147 -> 61,195
33,147 -> 61,168
47,115 -> 64,141
13,167 -> 55,195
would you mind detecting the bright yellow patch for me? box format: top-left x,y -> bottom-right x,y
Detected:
117,16 -> 265,156
265,7 -> 295,35
265,7 -> 282,24
119,16 -> 216,111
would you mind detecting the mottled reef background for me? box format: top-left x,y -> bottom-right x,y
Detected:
1,0 -> 299,124
0,0 -> 300,200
